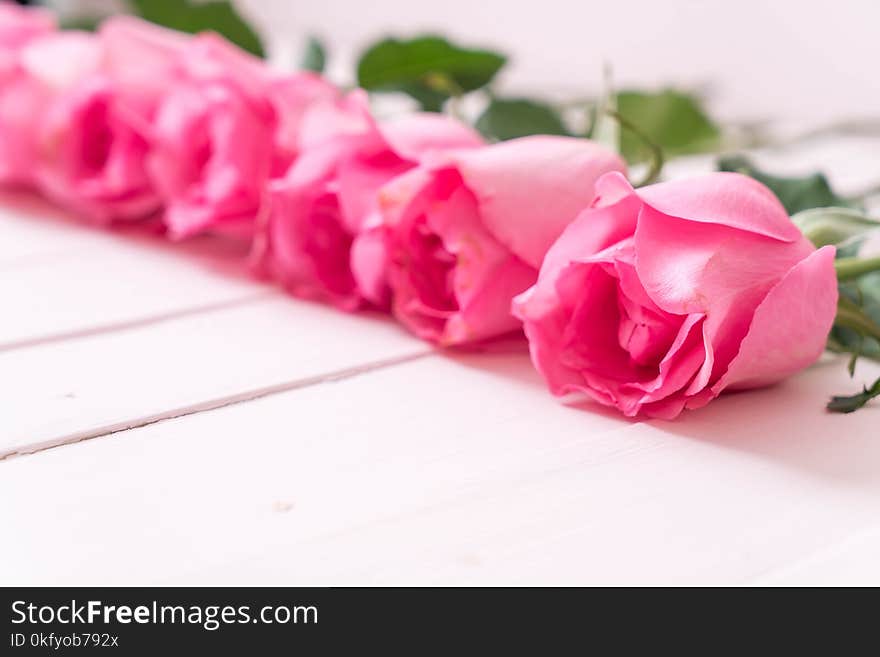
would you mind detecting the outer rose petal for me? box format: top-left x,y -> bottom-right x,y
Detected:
98,16 -> 190,97
297,89 -> 372,151
711,245 -> 838,392
636,171 -> 801,242
0,70 -> 48,185
19,31 -> 100,91
537,191 -> 642,280
453,136 -> 626,268
182,32 -> 269,98
0,3 -> 55,52
377,113 -> 483,162
269,73 -> 340,163
350,223 -> 391,308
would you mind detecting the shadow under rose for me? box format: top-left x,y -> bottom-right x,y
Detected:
646,356 -> 880,484
436,336 -> 880,484
436,337 -> 643,426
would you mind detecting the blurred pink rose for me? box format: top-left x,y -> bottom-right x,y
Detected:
0,3 -> 54,56
35,73 -> 161,221
143,27 -> 338,239
512,171 -> 838,419
25,19 -> 189,221
0,3 -> 56,185
371,135 -> 625,344
261,91 -> 483,309
0,30 -> 100,189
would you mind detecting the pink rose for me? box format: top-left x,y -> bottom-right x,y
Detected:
0,30 -> 100,189
144,28 -> 338,239
260,91 -> 483,309
369,136 -> 626,344
0,3 -> 55,185
35,73 -> 160,221
512,171 -> 838,419
25,20 -> 188,221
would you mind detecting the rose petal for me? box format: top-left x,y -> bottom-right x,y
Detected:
711,245 -> 838,392
636,172 -> 801,242
454,135 -> 625,268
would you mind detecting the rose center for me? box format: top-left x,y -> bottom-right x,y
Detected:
405,216 -> 458,316
80,98 -> 112,175
616,287 -> 680,367
304,193 -> 356,297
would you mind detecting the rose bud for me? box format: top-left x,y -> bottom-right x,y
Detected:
369,135 -> 626,344
261,90 -> 483,309
512,171 -> 838,419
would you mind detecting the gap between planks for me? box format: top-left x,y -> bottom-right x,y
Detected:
0,291 -> 275,354
0,349 -> 433,462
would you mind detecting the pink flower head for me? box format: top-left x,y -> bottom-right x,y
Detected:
143,26 -> 339,239
262,90 -> 484,309
372,135 -> 626,344
512,171 -> 839,419
0,3 -> 56,185
24,19 -> 190,221
0,29 -> 100,189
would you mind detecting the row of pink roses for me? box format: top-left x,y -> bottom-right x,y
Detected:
0,5 -> 838,419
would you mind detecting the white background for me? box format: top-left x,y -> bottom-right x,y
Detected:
237,0 -> 880,124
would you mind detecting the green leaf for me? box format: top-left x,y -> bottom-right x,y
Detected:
60,15 -> 104,31
718,155 -> 854,216
357,35 -> 506,110
396,82 -> 448,113
827,375 -> 880,413
130,0 -> 264,57
791,207 -> 879,251
616,89 -> 720,164
475,98 -> 568,141
301,36 -> 326,73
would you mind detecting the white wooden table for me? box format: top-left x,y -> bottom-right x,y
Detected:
2,135 -> 879,586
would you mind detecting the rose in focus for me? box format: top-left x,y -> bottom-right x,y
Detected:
513,171 -> 838,419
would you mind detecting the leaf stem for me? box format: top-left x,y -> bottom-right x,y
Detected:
607,110 -> 664,187
835,256 -> 880,281
827,375 -> 880,413
834,298 -> 880,343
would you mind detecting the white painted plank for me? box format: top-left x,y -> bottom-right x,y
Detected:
753,528 -> 880,586
0,210 -> 271,349
0,296 -> 428,457
1,349 -> 877,585
0,191 -> 102,263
